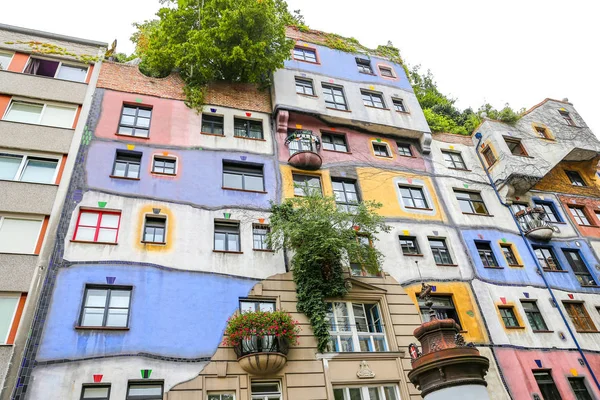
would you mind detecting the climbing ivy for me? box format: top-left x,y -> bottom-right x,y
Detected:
267,189 -> 389,352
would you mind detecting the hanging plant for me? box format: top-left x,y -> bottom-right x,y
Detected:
223,310 -> 300,349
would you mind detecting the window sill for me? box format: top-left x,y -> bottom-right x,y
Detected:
581,285 -> 600,288
543,269 -> 569,273
297,93 -> 318,98
508,264 -> 524,268
316,351 -> 405,360
403,253 -> 424,257
222,186 -> 267,194
484,266 -> 504,269
435,263 -> 458,267
364,105 -> 390,111
511,154 -> 534,159
141,241 -> 167,245
293,58 -> 320,65
398,154 -> 418,159
576,330 -> 600,334
70,240 -> 118,245
0,178 -> 58,186
374,155 -> 393,159
213,250 -> 243,254
234,136 -> 266,142
151,171 -> 177,177
448,167 -> 472,172
405,206 -> 434,211
532,330 -> 554,333
0,119 -> 75,130
200,132 -> 225,137
577,224 -> 599,228
114,133 -> 150,140
109,175 -> 140,181
358,71 -> 376,76
325,107 -> 351,113
462,212 -> 494,217
395,110 -> 410,114
253,248 -> 275,253
323,149 -> 352,155
505,326 -> 525,330
75,326 -> 129,331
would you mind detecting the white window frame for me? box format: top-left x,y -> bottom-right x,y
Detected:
207,393 -> 236,400
22,55 -> 89,82
327,301 -> 388,353
250,381 -> 282,400
0,50 -> 15,70
0,214 -> 44,254
2,98 -> 78,128
333,385 -> 400,400
0,150 -> 61,184
0,294 -> 20,344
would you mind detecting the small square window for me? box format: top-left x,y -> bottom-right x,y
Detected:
251,381 -> 282,400
321,133 -> 348,152
379,66 -> 394,77
0,51 -> 13,70
292,173 -> 322,196
504,137 -> 528,156
373,142 -> 390,157
322,84 -> 348,110
81,385 -> 111,400
418,295 -> 460,326
118,105 -> 152,138
482,146 -> 496,167
293,47 -> 317,63
208,393 -> 235,400
253,224 -> 271,250
397,143 -> 412,157
214,220 -> 240,252
476,241 -> 499,268
565,170 -> 586,186
152,156 -> 176,175
113,150 -> 141,179
399,236 -> 420,255
454,190 -> 488,215
442,150 -> 467,169
126,382 -> 163,400
79,285 -> 131,328
499,306 -> 520,328
234,118 -> 263,139
500,244 -> 520,266
399,185 -> 429,209
392,98 -> 407,112
74,210 -> 121,244
533,246 -> 562,271
223,161 -> 264,192
534,125 -> 550,139
361,90 -> 386,109
534,201 -> 561,222
569,206 -> 592,226
240,299 -> 275,313
201,114 -> 224,135
521,301 -> 549,331
559,110 -> 576,126
143,216 -> 166,244
429,238 -> 453,265
295,77 -> 314,96
356,58 -> 373,74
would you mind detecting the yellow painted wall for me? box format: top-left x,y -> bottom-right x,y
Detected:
405,281 -> 488,343
134,204 -> 175,252
535,159 -> 600,196
280,165 -> 333,199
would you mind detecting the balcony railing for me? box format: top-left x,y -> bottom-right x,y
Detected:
233,335 -> 289,358
234,335 -> 289,375
515,207 -> 556,241
285,130 -> 322,170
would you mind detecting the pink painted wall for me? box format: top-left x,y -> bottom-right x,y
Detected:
280,113 -> 429,172
495,347 -> 600,399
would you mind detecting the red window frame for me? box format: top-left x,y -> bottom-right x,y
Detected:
73,209 -> 122,243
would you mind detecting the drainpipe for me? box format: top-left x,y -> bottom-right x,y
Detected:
474,132 -> 600,392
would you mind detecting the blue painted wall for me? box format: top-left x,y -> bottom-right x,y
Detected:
86,142 -> 278,209
462,229 -> 600,293
37,264 -> 258,361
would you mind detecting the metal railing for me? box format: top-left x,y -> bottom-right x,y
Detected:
234,335 -> 289,358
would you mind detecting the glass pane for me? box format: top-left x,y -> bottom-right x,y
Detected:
79,212 -> 100,226
373,336 -> 386,351
113,162 -> 127,177
85,289 -> 107,307
215,233 -> 226,250
41,105 -> 76,128
101,214 -> 120,229
340,336 -> 354,352
56,64 -> 88,82
0,155 -> 22,180
245,175 -> 264,191
75,227 -> 96,241
0,52 -> 12,70
123,107 -> 136,116
228,234 -> 240,251
137,117 -> 150,128
121,115 -> 135,125
223,173 -> 243,189
260,302 -> 275,312
128,384 -> 162,396
118,126 -> 133,135
0,218 -> 42,253
138,109 -> 152,118
358,337 -> 370,351
349,388 -> 362,400
5,102 -> 43,123
106,308 -> 128,327
109,290 -> 130,307
0,297 -> 19,343
97,228 -> 117,243
333,389 -> 345,400
368,387 -> 380,400
81,308 -> 104,327
383,387 -> 398,400
82,386 -> 109,398
128,163 -> 140,178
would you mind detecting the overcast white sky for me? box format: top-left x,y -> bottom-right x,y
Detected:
3,0 -> 599,133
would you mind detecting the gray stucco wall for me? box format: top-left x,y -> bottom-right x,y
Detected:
0,254 -> 37,292
0,71 -> 87,105
0,346 -> 13,394
0,121 -> 74,153
0,181 -> 57,215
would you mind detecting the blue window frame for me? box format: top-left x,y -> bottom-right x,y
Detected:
533,200 -> 562,223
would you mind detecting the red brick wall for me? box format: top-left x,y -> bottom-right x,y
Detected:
205,82 -> 271,114
432,132 -> 475,146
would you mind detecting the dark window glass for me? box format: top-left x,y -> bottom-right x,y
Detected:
223,162 -> 264,192
521,301 -> 548,331
399,186 -> 428,209
126,382 -> 163,400
143,216 -> 166,243
534,201 -> 561,222
201,114 -> 224,135
559,110 -> 576,127
476,241 -> 499,267
569,206 -> 592,226
399,236 -> 420,255
397,143 -> 412,157
482,146 -> 496,167
442,151 -> 467,169
292,174 -> 322,196
563,249 -> 597,286
152,157 -> 176,175
535,126 -> 550,138
79,286 -> 131,328
569,377 -> 593,400
501,244 -> 519,266
234,118 -> 263,139
322,84 -> 348,110
361,90 -> 385,109
392,98 -> 407,112
534,371 -> 561,400
322,133 -> 348,152
454,190 -> 488,215
356,58 -> 373,74
118,106 -> 152,138
113,150 -> 141,179
499,307 -> 520,328
418,296 -> 460,327
504,138 -> 527,156
24,57 -> 59,77
252,224 -> 270,250
379,66 -> 394,77
293,47 -> 317,62
295,77 -> 314,95
566,170 -> 586,186
373,143 -> 390,157
214,221 -> 240,252
81,385 -> 111,400
564,302 -> 597,332
533,246 -> 562,271
332,179 -> 359,212
429,238 -> 453,265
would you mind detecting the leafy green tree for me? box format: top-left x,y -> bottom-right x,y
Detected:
267,188 -> 389,352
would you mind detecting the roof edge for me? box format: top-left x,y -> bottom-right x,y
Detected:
0,23 -> 107,48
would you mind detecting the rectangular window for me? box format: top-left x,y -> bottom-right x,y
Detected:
223,162 -> 265,192
566,170 -> 587,186
0,51 -> 13,70
151,156 -> 176,175
373,142 -> 390,157
334,386 -> 399,400
56,64 -> 89,82
476,241 -> 499,267
534,201 -> 561,222
240,299 -> 275,313
563,249 -> 597,287
559,110 -> 576,126
442,151 -> 467,169
252,224 -> 270,250
482,146 -> 496,167
501,244 -> 519,266
397,142 -> 413,157
74,210 -> 121,243
418,295 -> 460,327
287,129 -> 317,155
332,178 -> 359,212
533,246 -> 561,271
356,58 -> 373,74
569,206 -> 592,226
112,150 -> 141,179
429,238 -> 453,265
0,152 -> 59,184
326,301 -> 387,352
564,302 -> 597,332
81,385 -> 111,400
126,382 -> 163,400
379,66 -> 394,77
454,190 -> 488,215
521,301 -> 549,331
392,98 -> 407,112
143,216 -> 166,244
322,84 -> 348,110
569,377 -> 593,400
118,105 -> 151,138
295,77 -> 314,95
534,371 -> 562,400
79,285 -> 131,328
4,100 -> 76,128
0,216 -> 42,254
214,221 -> 240,252
201,114 -> 224,135
499,306 -> 520,328
504,137 -> 528,156
361,90 -> 386,109
292,173 -> 322,196
399,236 -> 420,255
208,394 -> 235,400
251,381 -> 281,400
24,57 -> 88,82
535,126 -> 550,139
0,295 -> 20,344
321,133 -> 348,152
399,185 -> 429,209
234,118 -> 263,139
293,47 -> 317,63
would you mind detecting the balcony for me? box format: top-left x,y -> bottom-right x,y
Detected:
234,335 -> 289,375
515,207 -> 556,241
285,130 -> 322,170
